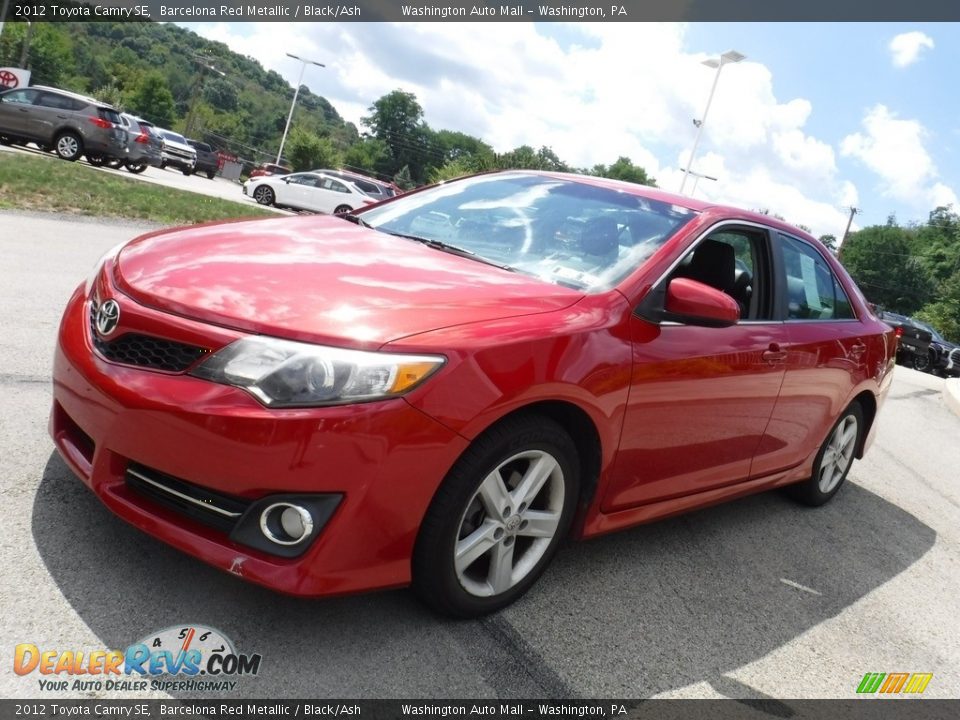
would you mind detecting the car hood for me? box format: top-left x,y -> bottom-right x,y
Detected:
114,215 -> 583,349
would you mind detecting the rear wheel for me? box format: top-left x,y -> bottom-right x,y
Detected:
913,352 -> 932,373
125,161 -> 148,174
182,167 -> 193,176
86,154 -> 105,167
413,415 -> 579,617
207,171 -> 216,180
253,185 -> 275,205
333,204 -> 352,215
55,132 -> 83,161
787,403 -> 863,507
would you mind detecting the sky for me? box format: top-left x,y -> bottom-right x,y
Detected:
183,21 -> 960,240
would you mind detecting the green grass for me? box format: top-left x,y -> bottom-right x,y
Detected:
0,152 -> 274,225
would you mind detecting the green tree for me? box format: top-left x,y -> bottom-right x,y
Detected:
393,165 -> 415,191
819,234 -> 838,252
361,90 -> 435,182
129,72 -> 176,127
591,156 -> 655,186
841,224 -> 934,314
343,138 -> 390,173
915,272 -> 960,343
285,128 -> 340,171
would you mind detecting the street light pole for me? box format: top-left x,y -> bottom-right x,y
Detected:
276,53 -> 325,165
679,50 -> 746,195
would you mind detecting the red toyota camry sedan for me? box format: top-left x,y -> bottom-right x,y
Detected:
51,171 -> 896,617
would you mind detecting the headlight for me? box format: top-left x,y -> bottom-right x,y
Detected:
190,336 -> 445,407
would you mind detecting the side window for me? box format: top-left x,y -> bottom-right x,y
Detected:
670,228 -> 772,321
2,89 -> 37,105
779,234 -> 855,320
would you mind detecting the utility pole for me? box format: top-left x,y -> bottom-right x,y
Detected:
277,53 -> 325,165
18,20 -> 32,68
838,206 -> 860,260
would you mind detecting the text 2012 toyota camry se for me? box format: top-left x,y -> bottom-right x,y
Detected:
51,171 -> 896,617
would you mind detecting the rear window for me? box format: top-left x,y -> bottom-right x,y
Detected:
189,141 -> 212,152
97,107 -> 122,124
161,131 -> 187,143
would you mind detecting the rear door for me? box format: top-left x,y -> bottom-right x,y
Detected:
751,233 -> 869,477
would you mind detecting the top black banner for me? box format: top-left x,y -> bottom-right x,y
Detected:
4,0 -> 960,22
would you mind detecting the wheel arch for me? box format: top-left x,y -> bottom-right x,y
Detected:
850,389 -> 877,459
442,399 -> 604,534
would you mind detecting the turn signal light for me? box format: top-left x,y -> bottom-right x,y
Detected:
134,132 -> 150,144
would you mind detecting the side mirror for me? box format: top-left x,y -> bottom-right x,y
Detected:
664,277 -> 740,328
283,177 -> 291,183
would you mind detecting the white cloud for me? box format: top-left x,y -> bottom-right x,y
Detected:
840,104 -> 958,210
889,31 -> 935,68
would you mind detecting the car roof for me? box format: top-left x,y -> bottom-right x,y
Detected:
29,85 -> 114,109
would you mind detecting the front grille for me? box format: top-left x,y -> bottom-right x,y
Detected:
90,302 -> 207,372
126,463 -> 250,533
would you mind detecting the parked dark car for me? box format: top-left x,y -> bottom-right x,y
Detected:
249,162 -> 291,179
114,114 -> 163,174
877,310 -> 932,367
910,320 -> 960,376
187,140 -> 219,179
0,85 -> 126,163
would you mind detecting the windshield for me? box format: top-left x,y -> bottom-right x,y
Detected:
161,130 -> 187,144
359,173 -> 696,291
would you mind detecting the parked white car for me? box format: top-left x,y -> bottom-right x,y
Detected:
243,171 -> 375,214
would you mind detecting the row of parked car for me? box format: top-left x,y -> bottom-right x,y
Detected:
0,84 -> 220,179
877,310 -> 960,377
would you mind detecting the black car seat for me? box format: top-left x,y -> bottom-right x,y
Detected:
579,217 -> 620,262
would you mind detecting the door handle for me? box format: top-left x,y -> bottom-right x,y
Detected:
762,343 -> 787,363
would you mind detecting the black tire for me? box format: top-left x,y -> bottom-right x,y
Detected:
86,155 -> 105,166
787,402 -> 864,507
207,171 -> 216,180
0,136 -> 11,146
182,167 -> 193,176
913,352 -> 933,373
159,161 -> 167,169
253,185 -> 275,206
412,415 -> 579,618
125,161 -> 148,174
105,158 -> 123,169
54,132 -> 83,161
333,204 -> 352,215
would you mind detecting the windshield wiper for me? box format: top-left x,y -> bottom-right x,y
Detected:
378,230 -> 516,272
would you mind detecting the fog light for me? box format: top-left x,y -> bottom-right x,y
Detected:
259,502 -> 314,545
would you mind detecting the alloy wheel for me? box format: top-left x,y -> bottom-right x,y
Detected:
454,449 -> 565,597
817,415 -> 858,494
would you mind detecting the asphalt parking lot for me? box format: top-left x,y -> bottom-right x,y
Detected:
1,211 -> 958,701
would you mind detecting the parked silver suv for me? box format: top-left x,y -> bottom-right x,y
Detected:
0,85 -> 126,162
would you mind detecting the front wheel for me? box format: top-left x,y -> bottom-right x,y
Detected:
333,204 -> 352,215
787,403 -> 863,507
413,415 -> 579,618
182,167 -> 194,176
253,185 -> 275,205
913,352 -> 932,373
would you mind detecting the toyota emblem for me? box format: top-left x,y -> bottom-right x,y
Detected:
95,299 -> 120,336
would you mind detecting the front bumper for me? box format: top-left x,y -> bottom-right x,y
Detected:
50,282 -> 468,597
